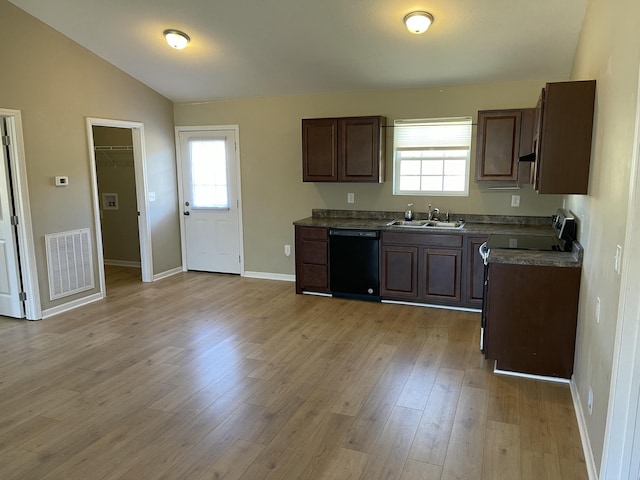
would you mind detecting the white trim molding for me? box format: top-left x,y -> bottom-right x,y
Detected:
571,376 -> 599,480
243,271 -> 295,282
104,260 -> 142,268
41,293 -> 103,319
153,266 -> 184,281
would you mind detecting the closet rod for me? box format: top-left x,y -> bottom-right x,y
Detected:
94,145 -> 133,151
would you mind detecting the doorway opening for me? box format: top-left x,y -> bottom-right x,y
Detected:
86,118 -> 152,296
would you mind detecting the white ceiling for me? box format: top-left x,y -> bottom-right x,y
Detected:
9,0 -> 589,103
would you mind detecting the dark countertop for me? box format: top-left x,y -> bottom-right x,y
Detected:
293,209 -> 583,267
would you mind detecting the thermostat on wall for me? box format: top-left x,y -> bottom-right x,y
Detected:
55,176 -> 69,186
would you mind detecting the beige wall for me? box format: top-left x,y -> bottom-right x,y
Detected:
175,80 -> 565,275
0,0 -> 181,311
568,0 -> 640,471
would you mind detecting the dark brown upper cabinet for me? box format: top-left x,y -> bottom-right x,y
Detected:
532,80 -> 596,194
475,108 -> 535,183
302,116 -> 386,183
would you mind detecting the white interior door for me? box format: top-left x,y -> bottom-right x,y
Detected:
0,119 -> 24,318
179,129 -> 241,274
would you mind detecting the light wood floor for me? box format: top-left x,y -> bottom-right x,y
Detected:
0,266 -> 587,480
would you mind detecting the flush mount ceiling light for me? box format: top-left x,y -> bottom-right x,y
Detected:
404,11 -> 434,34
163,29 -> 190,49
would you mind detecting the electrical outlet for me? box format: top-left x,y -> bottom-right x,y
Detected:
284,244 -> 291,257
587,387 -> 594,415
596,297 -> 601,324
347,192 -> 355,204
511,195 -> 520,207
615,245 -> 622,274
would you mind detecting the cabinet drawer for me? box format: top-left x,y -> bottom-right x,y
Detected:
298,226 -> 328,241
382,231 -> 463,248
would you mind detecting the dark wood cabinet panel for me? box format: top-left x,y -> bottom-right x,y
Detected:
302,116 -> 385,183
420,248 -> 462,302
476,110 -> 521,181
381,231 -> 463,306
302,119 -> 338,181
517,108 -> 536,184
484,262 -> 581,378
380,245 -> 419,300
295,226 -> 329,294
475,108 -> 536,183
339,117 -> 383,181
533,80 -> 596,194
463,236 -> 488,308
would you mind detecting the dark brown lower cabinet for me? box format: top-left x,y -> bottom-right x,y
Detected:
294,226 -> 329,294
380,245 -> 419,300
421,248 -> 461,302
464,235 -> 488,308
380,232 -> 462,306
484,262 -> 581,378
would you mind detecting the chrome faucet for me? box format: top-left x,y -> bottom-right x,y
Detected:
433,208 -> 440,221
427,204 -> 433,220
427,204 -> 440,221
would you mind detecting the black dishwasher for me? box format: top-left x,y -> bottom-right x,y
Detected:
329,229 -> 380,301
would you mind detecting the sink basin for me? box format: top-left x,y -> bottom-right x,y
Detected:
386,220 -> 429,227
428,221 -> 465,229
386,219 -> 465,229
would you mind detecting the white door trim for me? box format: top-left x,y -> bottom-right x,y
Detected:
86,118 -> 153,293
600,64 -> 640,478
175,125 -> 244,275
0,108 -> 41,320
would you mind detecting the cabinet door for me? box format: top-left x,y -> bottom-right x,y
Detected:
534,80 -> 596,194
420,248 -> 462,302
339,116 -> 384,182
475,110 -> 521,181
517,108 -> 536,184
302,119 -> 338,181
380,244 -> 419,301
464,236 -> 488,308
295,226 -> 329,294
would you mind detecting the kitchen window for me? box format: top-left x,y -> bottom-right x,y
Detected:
393,117 -> 472,196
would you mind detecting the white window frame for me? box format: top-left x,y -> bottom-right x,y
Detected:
393,117 -> 472,196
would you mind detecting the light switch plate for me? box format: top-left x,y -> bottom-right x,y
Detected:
347,193 -> 355,204
149,192 -> 156,202
511,195 -> 520,207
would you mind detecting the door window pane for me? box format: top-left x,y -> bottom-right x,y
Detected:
189,139 -> 228,208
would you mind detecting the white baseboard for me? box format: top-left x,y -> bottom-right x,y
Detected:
243,271 -> 295,282
153,266 -> 183,281
570,376 -> 599,480
41,292 -> 104,319
381,299 -> 481,313
104,259 -> 141,268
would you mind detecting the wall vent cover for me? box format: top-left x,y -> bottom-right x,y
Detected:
45,229 -> 94,300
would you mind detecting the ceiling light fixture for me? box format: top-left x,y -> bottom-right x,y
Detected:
404,11 -> 434,34
163,29 -> 190,49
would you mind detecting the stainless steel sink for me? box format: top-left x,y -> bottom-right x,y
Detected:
386,219 -> 465,229
385,220 -> 429,227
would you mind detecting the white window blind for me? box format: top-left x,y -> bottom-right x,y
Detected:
393,117 -> 472,196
